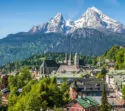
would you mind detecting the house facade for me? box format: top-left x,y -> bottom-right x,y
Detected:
52,72 -> 88,85
69,78 -> 104,100
106,70 -> 125,100
90,69 -> 101,76
39,60 -> 59,75
57,53 -> 80,73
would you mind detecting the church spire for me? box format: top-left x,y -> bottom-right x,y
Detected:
68,53 -> 72,65
64,53 -> 68,64
74,53 -> 79,68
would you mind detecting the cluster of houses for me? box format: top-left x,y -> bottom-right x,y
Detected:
36,53 -> 125,110
1,52 -> 125,110
38,53 -> 103,110
67,96 -> 99,111
0,53 -> 101,111
32,53 -> 125,111
37,53 -> 101,79
106,70 -> 125,103
67,80 -> 102,111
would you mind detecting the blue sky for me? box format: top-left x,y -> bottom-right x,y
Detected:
0,0 -> 125,38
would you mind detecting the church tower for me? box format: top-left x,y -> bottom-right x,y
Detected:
68,53 -> 72,65
64,53 -> 68,64
40,61 -> 45,74
74,53 -> 79,68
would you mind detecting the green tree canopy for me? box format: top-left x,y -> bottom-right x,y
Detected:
100,84 -> 111,111
8,77 -> 70,111
122,85 -> 125,100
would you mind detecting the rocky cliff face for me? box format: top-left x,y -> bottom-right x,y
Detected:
29,7 -> 125,34
1,7 -> 125,66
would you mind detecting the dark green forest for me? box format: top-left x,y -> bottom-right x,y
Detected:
1,45 -> 125,74
0,53 -> 94,74
1,28 -> 125,66
101,45 -> 125,69
0,32 -> 66,66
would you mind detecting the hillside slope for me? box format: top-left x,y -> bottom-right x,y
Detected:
0,33 -> 65,65
101,45 -> 125,69
50,28 -> 125,55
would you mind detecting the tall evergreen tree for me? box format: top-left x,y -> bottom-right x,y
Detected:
122,85 -> 125,100
0,91 -> 2,105
100,84 -> 111,111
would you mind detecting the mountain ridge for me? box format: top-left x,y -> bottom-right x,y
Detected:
0,7 -> 125,66
29,6 -> 125,34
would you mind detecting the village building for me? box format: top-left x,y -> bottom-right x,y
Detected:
105,59 -> 115,70
50,53 -> 90,84
39,59 -> 59,76
107,62 -> 115,67
57,53 -> 80,73
51,71 -> 88,85
106,70 -> 125,101
105,59 -> 110,63
106,62 -> 115,71
69,78 -> 104,100
1,88 -> 10,105
31,68 -> 38,79
119,45 -> 125,49
38,53 -> 87,80
66,96 -> 99,111
90,68 -> 101,76
82,66 -> 95,75
97,61 -> 102,67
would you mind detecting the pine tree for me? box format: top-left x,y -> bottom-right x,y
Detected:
100,84 -> 111,111
122,85 -> 125,100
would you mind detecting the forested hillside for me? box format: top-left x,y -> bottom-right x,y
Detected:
0,28 -> 125,66
0,32 -> 65,66
101,45 -> 125,69
0,53 -> 93,74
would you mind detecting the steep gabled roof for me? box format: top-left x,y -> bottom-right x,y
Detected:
57,65 -> 78,73
41,60 -> 59,67
70,78 -> 103,92
75,96 -> 99,108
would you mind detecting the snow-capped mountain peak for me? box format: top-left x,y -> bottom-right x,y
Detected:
90,6 -> 102,14
29,13 -> 66,33
29,7 -> 125,34
53,13 -> 63,20
46,13 -> 65,33
74,6 -> 125,33
49,13 -> 65,25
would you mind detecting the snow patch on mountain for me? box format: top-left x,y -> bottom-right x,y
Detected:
29,7 -> 125,34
